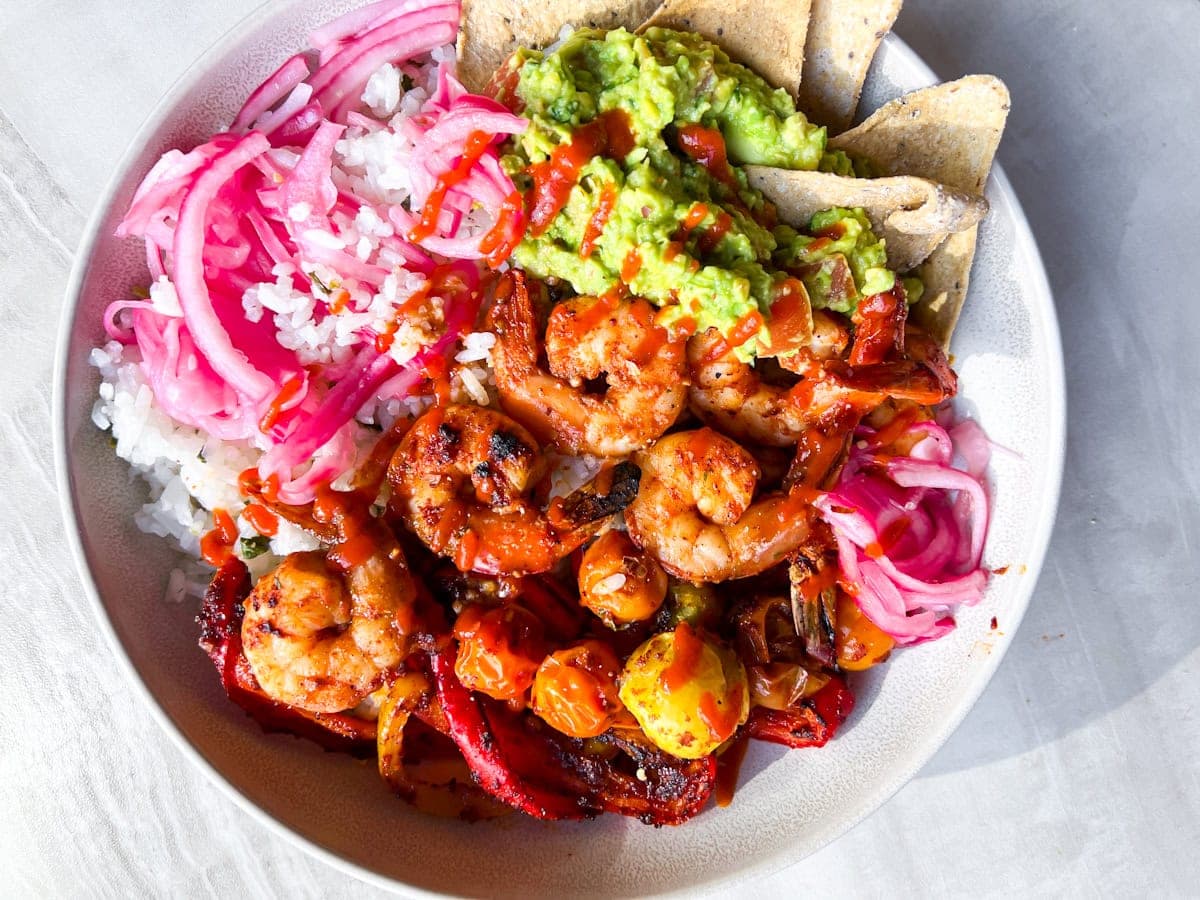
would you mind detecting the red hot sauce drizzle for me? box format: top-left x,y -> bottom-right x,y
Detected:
242,503 -> 278,537
662,621 -> 705,694
697,211 -> 732,255
409,130 -> 494,242
258,374 -> 305,435
526,109 -> 636,238
621,248 -> 643,282
698,309 -> 765,364
200,508 -> 239,566
479,190 -> 525,268
714,731 -> 751,807
579,182 -> 618,259
675,124 -> 739,192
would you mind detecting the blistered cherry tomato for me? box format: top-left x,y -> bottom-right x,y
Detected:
453,603 -> 546,701
578,531 -> 668,628
532,640 -> 624,738
835,592 -> 895,671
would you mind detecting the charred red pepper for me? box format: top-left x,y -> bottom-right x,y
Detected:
849,283 -> 908,366
516,574 -> 587,642
431,648 -> 717,824
431,647 -> 591,819
744,676 -> 856,749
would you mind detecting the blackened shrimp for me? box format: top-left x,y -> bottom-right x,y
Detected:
241,502 -> 418,714
624,428 -> 816,583
487,272 -> 687,457
687,323 -> 956,447
387,404 -> 637,575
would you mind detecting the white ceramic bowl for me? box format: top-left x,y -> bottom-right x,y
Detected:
54,3 -> 1065,896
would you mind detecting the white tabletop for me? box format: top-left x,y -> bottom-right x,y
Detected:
4,0 -> 1199,895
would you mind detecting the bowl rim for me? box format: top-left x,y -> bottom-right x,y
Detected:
52,4 -> 1066,895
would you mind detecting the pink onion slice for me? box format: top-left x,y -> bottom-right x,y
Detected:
307,3 -> 458,105
171,131 -> 275,400
818,410 -> 994,646
308,0 -> 432,56
232,53 -> 311,133
112,0 -> 515,506
886,457 -> 989,570
250,83 -> 315,137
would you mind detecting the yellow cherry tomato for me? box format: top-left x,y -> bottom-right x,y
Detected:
835,591 -> 895,671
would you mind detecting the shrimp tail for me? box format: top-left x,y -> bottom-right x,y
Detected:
555,460 -> 641,528
824,359 -> 955,407
487,270 -> 539,373
788,552 -> 838,667
487,271 -> 591,450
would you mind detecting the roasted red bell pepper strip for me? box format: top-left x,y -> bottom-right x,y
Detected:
590,730 -> 717,825
431,648 -> 592,820
465,686 -> 716,825
744,677 -> 856,748
849,283 -> 907,366
516,574 -> 586,642
431,647 -> 717,824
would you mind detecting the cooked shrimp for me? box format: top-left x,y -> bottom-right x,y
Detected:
688,328 -> 810,447
488,272 -> 687,457
688,322 -> 956,447
624,428 -> 815,583
241,541 -> 413,714
808,310 -> 852,362
388,404 -> 636,575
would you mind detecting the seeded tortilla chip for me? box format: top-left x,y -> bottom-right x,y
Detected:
799,0 -> 902,132
745,167 -> 987,272
457,0 -> 662,94
638,0 -> 812,96
828,75 -> 1010,345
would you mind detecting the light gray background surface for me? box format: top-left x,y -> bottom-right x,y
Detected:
2,0 -> 1198,896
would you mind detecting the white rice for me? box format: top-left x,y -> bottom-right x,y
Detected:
93,54 -> 514,601
92,321 -> 503,598
544,451 -> 605,499
362,63 -> 403,117
455,330 -> 496,363
90,341 -> 324,598
590,573 -> 627,595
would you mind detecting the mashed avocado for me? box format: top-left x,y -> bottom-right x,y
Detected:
775,207 -> 894,313
502,27 -> 910,358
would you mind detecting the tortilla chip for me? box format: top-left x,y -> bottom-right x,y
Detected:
745,167 -> 987,271
799,0 -> 902,132
457,0 -> 662,94
638,0 -> 812,96
908,230 -> 980,344
828,75 -> 1009,193
828,75 -> 1010,345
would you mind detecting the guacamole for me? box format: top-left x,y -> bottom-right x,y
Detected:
502,27 -> 910,358
776,207 -> 895,314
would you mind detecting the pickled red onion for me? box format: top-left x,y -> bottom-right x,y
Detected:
232,53 -> 310,133
171,132 -> 276,400
816,415 -> 993,645
112,0 -> 526,504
